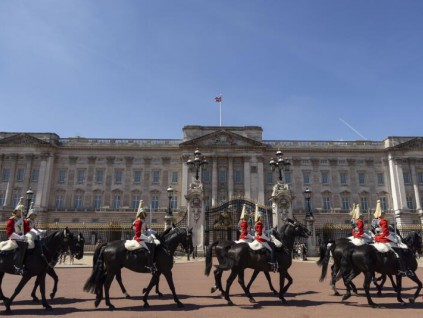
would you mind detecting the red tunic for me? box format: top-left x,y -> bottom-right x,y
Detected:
6,217 -> 31,238
255,220 -> 267,242
374,218 -> 391,243
133,219 -> 144,242
239,220 -> 249,239
352,218 -> 364,238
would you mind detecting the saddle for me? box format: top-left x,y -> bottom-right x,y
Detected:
124,239 -> 148,251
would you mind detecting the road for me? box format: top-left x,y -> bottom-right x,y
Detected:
1,257 -> 422,318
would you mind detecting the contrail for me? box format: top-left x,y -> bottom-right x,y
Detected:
339,118 -> 367,140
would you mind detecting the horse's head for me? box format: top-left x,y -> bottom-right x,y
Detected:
279,218 -> 311,239
178,227 -> 194,256
72,232 -> 85,260
405,231 -> 423,255
162,226 -> 194,256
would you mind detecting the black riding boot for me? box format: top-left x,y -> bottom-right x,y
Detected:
395,250 -> 407,276
268,242 -> 278,273
14,241 -> 28,275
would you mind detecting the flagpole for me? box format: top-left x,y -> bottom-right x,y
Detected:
219,99 -> 222,126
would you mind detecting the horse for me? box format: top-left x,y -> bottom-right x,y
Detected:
338,231 -> 423,307
30,231 -> 85,302
0,228 -> 77,314
205,218 -> 310,305
83,226 -> 193,310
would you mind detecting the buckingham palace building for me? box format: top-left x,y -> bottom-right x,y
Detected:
1,125 -> 423,229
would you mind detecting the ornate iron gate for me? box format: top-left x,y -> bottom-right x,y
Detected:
204,198 -> 272,246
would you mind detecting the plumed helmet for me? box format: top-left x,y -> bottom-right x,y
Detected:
374,200 -> 382,218
26,202 -> 37,219
353,205 -> 362,220
240,204 -> 247,220
349,203 -> 357,217
254,204 -> 262,222
136,200 -> 146,218
14,196 -> 25,213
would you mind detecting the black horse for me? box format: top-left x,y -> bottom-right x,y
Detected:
30,231 -> 85,302
332,231 -> 423,307
205,218 -> 310,305
0,228 -> 77,314
83,226 -> 193,310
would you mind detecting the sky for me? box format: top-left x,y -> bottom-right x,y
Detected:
1,0 -> 423,141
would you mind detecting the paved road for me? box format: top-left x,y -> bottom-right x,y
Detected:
1,256 -> 423,318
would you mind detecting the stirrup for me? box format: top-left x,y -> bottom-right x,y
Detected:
268,262 -> 278,273
397,270 -> 407,277
14,266 -> 26,276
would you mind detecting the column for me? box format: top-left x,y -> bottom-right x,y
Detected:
23,155 -> 33,194
410,163 -> 422,213
257,157 -> 264,204
5,154 -> 18,207
37,153 -> 55,209
181,157 -> 189,207
34,154 -> 48,208
388,153 -> 407,212
228,157 -> 234,199
244,157 -> 251,198
212,157 -> 218,206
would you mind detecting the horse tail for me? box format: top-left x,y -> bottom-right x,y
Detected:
319,241 -> 334,282
316,240 -> 331,266
93,242 -> 108,267
83,245 -> 107,293
205,241 -> 219,276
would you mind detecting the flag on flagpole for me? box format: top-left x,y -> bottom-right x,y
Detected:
214,96 -> 222,103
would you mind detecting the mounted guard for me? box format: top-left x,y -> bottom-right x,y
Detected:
0,197 -> 30,275
124,200 -> 156,273
372,203 -> 410,276
253,204 -> 278,272
348,204 -> 372,246
236,204 -> 253,243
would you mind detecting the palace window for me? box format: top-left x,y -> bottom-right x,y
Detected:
2,168 -> 10,182
284,172 -> 292,184
93,194 -> 102,209
113,194 -> 121,209
16,168 -> 25,182
95,170 -> 104,184
342,197 -> 350,210
235,170 -> 243,184
323,196 -> 331,210
406,196 -> 414,209
360,197 -> 368,211
403,172 -> 411,184
133,170 -> 142,183
171,171 -> 178,183
377,173 -> 384,185
152,171 -> 160,184
321,171 -> 329,185
151,195 -> 159,209
31,169 -> 39,182
303,172 -> 310,184
55,194 -> 64,209
58,170 -> 66,183
358,172 -> 366,185
340,172 -> 348,185
75,194 -> 83,209
114,170 -> 123,184
77,169 -> 85,184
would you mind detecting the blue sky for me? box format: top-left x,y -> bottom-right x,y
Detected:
1,0 -> 422,141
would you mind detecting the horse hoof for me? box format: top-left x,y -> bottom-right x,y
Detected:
32,297 -> 40,303
177,302 -> 184,308
227,301 -> 234,306
333,292 -> 341,297
1,309 -> 12,315
108,305 -> 115,311
94,299 -> 101,308
45,305 -> 53,311
211,287 -> 217,293
342,294 -> 351,301
249,298 -> 256,303
125,294 -> 131,299
143,303 -> 150,308
157,292 -> 164,298
408,298 -> 415,304
399,302 -> 406,307
50,293 -> 56,299
142,288 -> 147,294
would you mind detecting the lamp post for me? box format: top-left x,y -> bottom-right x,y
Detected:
303,187 -> 313,219
269,150 -> 290,182
26,188 -> 34,216
186,149 -> 208,181
167,186 -> 174,216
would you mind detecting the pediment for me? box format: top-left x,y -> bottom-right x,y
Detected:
0,133 -> 51,146
180,130 -> 266,148
391,137 -> 423,150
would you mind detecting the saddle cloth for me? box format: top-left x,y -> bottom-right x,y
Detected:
124,240 -> 148,251
347,236 -> 366,246
0,232 -> 37,251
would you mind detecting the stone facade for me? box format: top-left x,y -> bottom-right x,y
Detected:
0,127 -> 422,227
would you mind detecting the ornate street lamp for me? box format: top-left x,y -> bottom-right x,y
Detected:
186,149 -> 208,181
167,186 -> 174,216
303,187 -> 313,218
26,188 -> 34,216
269,150 -> 290,182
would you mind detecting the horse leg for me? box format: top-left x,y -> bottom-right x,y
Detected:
155,279 -> 163,297
389,274 -> 398,292
103,272 -> 117,310
0,272 -> 8,303
264,271 -> 277,294
278,270 -> 287,303
48,268 -> 59,300
142,271 -> 160,308
224,269 -> 238,306
281,272 -> 293,295
363,271 -> 378,308
405,271 -> 422,304
162,270 -> 184,308
330,263 -> 341,296
395,275 -> 405,305
31,275 -> 41,302
246,270 -> 259,294
4,274 -> 32,314
237,270 -> 255,303
94,272 -> 106,308
116,270 -> 131,299
38,272 -> 52,310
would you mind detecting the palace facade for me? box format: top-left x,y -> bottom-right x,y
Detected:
1,126 -> 423,227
